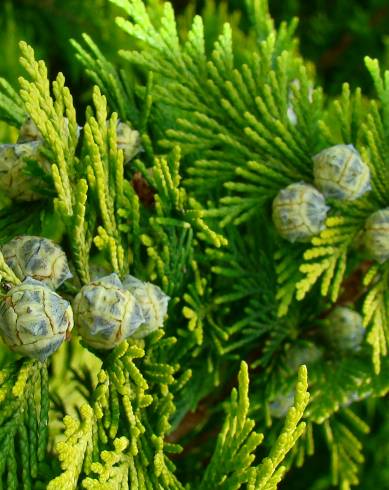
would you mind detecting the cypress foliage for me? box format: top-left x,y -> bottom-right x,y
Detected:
0,1 -> 387,488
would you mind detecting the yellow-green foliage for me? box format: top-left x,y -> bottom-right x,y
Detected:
0,1 -> 387,489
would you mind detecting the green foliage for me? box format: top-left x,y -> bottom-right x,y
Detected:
0,77 -> 24,127
71,33 -> 140,126
248,365 -> 309,490
48,338 -> 187,489
267,0 -> 389,95
0,0 -> 387,489
200,361 -> 264,489
0,359 -> 49,488
101,0 -> 389,375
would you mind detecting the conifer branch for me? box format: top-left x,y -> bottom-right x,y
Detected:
17,42 -> 91,284
0,360 -> 49,488
248,365 -> 309,490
